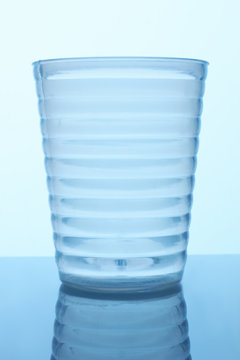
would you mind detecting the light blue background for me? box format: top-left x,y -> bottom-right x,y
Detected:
1,0 -> 239,256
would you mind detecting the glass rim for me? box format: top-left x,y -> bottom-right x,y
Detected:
32,56 -> 209,67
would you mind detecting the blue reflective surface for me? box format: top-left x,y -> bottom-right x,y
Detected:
0,255 -> 239,359
52,284 -> 190,360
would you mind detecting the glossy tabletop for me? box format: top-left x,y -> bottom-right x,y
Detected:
0,255 -> 239,359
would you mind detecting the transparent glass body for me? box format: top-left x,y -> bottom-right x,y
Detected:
33,57 -> 208,293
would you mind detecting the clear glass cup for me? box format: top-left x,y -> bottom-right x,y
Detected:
33,57 -> 208,293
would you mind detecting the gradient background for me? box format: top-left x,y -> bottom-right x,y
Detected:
1,0 -> 239,256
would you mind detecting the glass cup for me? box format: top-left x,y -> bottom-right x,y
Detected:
33,57 -> 208,293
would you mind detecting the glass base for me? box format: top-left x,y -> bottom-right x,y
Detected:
57,251 -> 185,293
60,272 -> 183,294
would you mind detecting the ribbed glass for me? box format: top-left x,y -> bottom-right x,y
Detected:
33,57 -> 208,293
51,284 -> 191,360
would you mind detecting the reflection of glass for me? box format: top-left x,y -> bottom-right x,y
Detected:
51,284 -> 191,360
33,57 -> 208,293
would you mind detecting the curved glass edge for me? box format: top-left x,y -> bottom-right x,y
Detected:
32,56 -> 209,67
